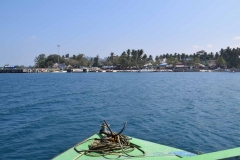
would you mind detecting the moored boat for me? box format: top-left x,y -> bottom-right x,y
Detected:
52,70 -> 67,73
138,69 -> 155,72
72,69 -> 83,73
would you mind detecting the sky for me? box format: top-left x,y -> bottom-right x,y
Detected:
0,0 -> 240,66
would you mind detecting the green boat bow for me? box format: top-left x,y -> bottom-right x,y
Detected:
52,121 -> 240,160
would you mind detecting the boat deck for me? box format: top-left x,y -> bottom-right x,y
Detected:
52,133 -> 196,160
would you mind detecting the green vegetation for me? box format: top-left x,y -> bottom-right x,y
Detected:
34,53 -> 90,68
34,47 -> 240,69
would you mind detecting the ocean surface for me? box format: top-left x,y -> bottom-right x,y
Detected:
0,72 -> 240,159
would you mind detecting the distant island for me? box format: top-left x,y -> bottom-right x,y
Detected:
1,47 -> 240,73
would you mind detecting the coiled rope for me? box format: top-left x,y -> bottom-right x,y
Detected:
74,121 -> 145,159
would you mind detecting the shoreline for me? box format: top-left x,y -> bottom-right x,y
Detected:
0,68 -> 239,73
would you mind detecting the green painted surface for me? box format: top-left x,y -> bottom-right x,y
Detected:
52,133 -> 240,160
175,147 -> 240,160
52,133 -> 195,160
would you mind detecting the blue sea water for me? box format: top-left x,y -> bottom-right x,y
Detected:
0,72 -> 240,159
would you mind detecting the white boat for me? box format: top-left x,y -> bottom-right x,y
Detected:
98,70 -> 106,72
72,69 -> 83,73
52,70 -> 67,73
138,69 -> 155,72
200,70 -> 213,72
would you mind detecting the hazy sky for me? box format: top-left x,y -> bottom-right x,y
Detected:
1,0 -> 240,66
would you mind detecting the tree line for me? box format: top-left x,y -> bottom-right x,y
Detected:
34,47 -> 240,69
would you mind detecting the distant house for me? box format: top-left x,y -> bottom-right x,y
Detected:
175,62 -> 188,69
143,63 -> 152,68
59,63 -> 66,70
185,58 -> 191,61
158,63 -> 167,69
199,64 -> 206,68
66,65 -> 72,69
91,67 -> 99,71
102,66 -> 116,69
53,63 -> 58,68
53,63 -> 66,70
208,60 -> 216,69
175,62 -> 185,68
23,68 -> 33,73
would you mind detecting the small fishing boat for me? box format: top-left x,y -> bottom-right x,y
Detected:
52,121 -> 240,160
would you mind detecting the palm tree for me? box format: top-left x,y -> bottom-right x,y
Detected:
148,55 -> 153,63
110,52 -> 114,67
131,50 -> 137,69
137,49 -> 144,68
142,54 -> 147,67
126,49 -> 131,68
155,55 -> 159,63
127,49 -> 131,58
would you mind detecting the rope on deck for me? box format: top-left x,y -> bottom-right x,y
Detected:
73,121 -> 145,159
73,134 -> 145,158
